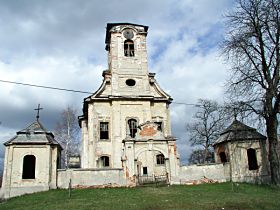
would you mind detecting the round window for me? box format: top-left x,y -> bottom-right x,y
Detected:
126,79 -> 136,86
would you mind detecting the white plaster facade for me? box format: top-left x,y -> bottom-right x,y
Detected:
213,120 -> 270,183
79,23 -> 180,183
57,168 -> 126,188
1,121 -> 61,198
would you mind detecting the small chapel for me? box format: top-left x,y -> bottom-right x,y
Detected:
0,23 -> 271,199
1,109 -> 62,198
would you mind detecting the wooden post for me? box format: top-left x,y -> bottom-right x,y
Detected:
68,178 -> 72,198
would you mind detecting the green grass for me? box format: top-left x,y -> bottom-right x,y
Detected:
1,183 -> 280,210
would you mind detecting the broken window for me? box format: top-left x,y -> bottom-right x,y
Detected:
156,154 -> 165,165
22,155 -> 36,179
128,119 -> 138,138
154,122 -> 163,131
247,148 -> 258,170
143,167 -> 148,175
219,152 -> 227,163
124,40 -> 134,57
100,156 -> 110,167
100,122 -> 109,140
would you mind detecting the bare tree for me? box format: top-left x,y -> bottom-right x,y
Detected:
223,0 -> 280,185
188,149 -> 214,165
223,101 -> 266,132
187,99 -> 225,163
54,106 -> 80,168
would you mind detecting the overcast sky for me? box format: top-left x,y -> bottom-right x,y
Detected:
0,0 -> 235,170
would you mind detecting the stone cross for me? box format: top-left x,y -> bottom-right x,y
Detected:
34,104 -> 43,120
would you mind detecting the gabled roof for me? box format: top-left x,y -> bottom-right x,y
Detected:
17,120 -> 49,134
213,120 -> 266,146
4,120 -> 62,148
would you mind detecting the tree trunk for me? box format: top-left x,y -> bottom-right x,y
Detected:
66,113 -> 71,169
266,114 -> 280,186
203,147 -> 208,164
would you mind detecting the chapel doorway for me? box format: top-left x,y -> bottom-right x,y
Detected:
22,155 -> 36,179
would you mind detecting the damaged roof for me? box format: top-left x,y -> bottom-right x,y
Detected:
213,120 -> 266,146
105,23 -> 149,45
4,120 -> 62,148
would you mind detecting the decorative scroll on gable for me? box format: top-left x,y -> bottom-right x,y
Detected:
137,121 -> 164,140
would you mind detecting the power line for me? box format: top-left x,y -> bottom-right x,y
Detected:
172,102 -> 198,106
0,79 -> 198,106
0,79 -> 92,94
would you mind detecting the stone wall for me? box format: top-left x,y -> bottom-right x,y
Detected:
178,163 -> 230,184
57,168 -> 127,189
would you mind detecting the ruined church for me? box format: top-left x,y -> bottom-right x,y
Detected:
78,23 -> 179,181
1,23 -> 271,199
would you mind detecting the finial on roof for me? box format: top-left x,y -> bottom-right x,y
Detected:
34,104 -> 43,121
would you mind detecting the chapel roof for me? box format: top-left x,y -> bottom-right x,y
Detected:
4,120 -> 61,148
213,120 -> 266,146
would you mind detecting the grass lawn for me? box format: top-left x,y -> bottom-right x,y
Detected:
0,182 -> 280,210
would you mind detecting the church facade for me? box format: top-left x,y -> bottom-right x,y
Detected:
78,23 -> 180,183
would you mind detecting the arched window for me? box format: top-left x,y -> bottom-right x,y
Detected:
22,155 -> 36,179
219,152 -> 227,163
100,156 -> 110,167
247,148 -> 258,170
124,40 -> 134,57
156,154 -> 165,165
128,119 -> 138,138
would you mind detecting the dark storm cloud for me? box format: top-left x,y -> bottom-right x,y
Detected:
0,0 -> 104,62
0,0 -> 172,62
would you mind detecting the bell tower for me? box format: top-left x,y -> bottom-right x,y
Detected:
80,23 -> 178,183
105,23 -> 151,96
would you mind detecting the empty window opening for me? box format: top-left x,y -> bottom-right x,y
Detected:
156,154 -> 165,165
100,122 -> 109,140
22,155 -> 36,179
57,155 -> 61,169
143,167 -> 148,175
247,148 -> 258,170
219,152 -> 227,163
124,40 -> 134,57
100,156 -> 110,167
128,119 -> 138,138
155,122 -> 163,131
126,79 -> 136,86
